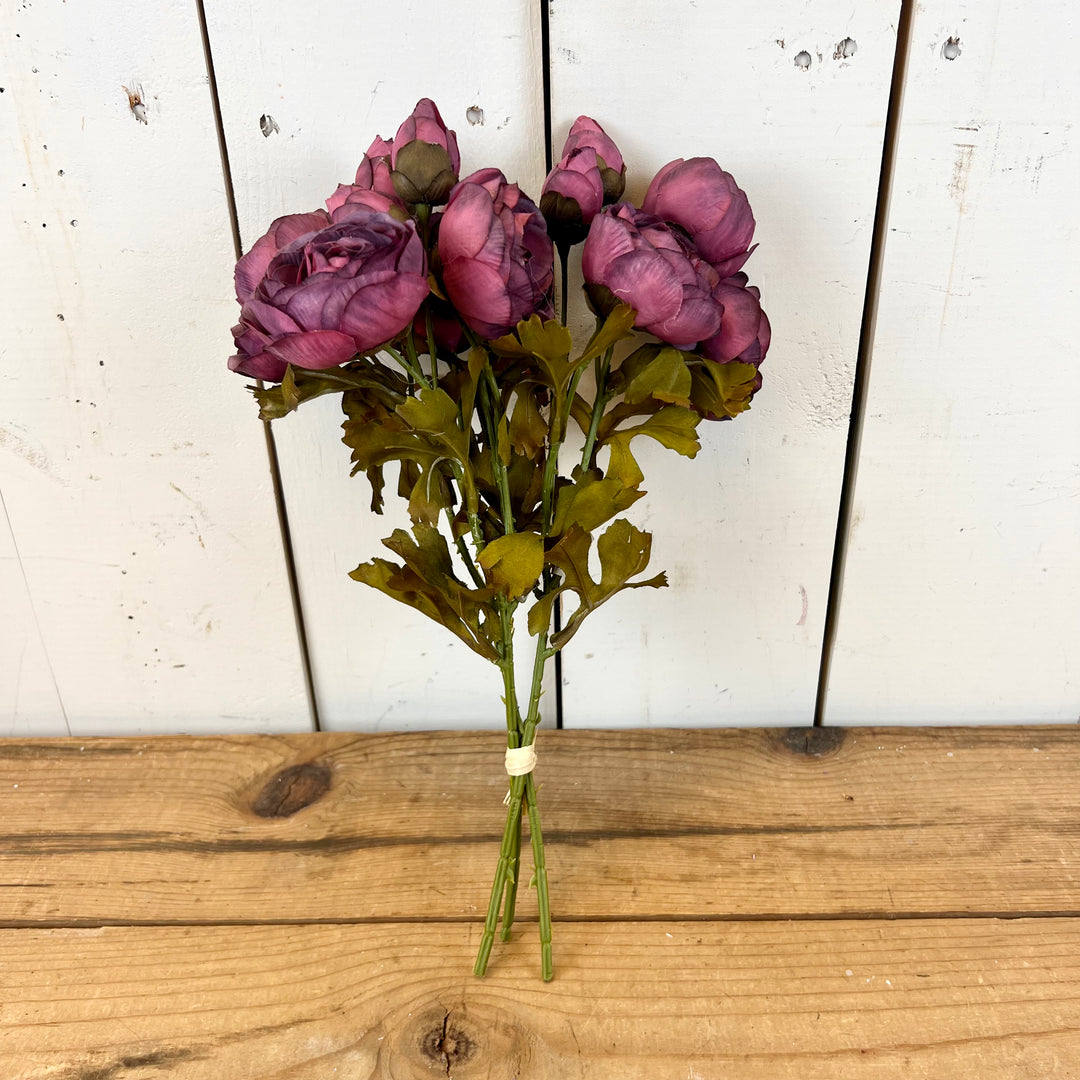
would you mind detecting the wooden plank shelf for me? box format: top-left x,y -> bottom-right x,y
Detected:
2,727 -> 1079,1076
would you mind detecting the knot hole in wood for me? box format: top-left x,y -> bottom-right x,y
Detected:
251,761 -> 331,818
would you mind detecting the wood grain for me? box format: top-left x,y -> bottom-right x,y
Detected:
0,0 -> 310,736
549,2 -> 901,727
2,728 -> 1078,924
825,0 -> 1080,723
3,919 -> 1078,1078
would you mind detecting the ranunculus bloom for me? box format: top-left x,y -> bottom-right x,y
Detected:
234,210 -> 331,306
541,146 -> 604,246
391,98 -> 461,205
643,157 -> 756,277
355,135 -> 394,192
326,184 -> 405,220
699,273 -> 771,366
561,115 -> 625,204
229,211 -> 429,381
439,168 -> 554,339
326,136 -> 406,219
582,204 -> 722,349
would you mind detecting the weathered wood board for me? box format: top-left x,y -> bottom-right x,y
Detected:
4,918 -> 1078,1078
824,1 -> 1080,723
0,0 -> 310,734
2,727 -> 1077,924
549,2 -> 902,726
1,727 -> 1078,1076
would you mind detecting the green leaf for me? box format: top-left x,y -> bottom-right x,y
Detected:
531,521 -> 667,647
490,315 -> 587,441
689,359 -> 759,420
496,413 -> 512,468
620,345 -> 693,407
478,532 -> 543,598
516,315 -> 574,365
254,362 -> 403,421
365,464 -> 385,514
575,304 -> 636,366
508,388 -> 549,460
551,470 -> 645,535
490,314 -> 573,364
396,387 -> 470,464
601,406 -> 702,489
527,590 -> 559,637
407,464 -> 453,527
350,524 -> 499,662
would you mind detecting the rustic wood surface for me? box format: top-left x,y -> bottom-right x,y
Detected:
2,727 -> 1078,1076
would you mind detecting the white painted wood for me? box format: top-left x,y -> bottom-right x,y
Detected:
550,2 -> 900,726
0,0 -> 309,735
825,2 -> 1080,724
204,1 -> 553,730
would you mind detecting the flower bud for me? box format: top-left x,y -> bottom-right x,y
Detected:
390,99 -> 461,205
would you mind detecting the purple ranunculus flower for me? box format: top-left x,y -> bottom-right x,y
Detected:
355,135 -> 395,191
234,210 -> 331,307
438,168 -> 554,339
560,115 -> 625,204
229,210 -> 429,381
390,98 -> 461,205
326,136 -> 406,220
699,273 -> 771,366
643,157 -> 756,278
582,203 -> 723,349
540,146 -> 605,247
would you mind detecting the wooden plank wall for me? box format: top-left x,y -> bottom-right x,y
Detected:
0,0 -> 310,736
824,1 -> 1080,723
2,1 -> 1077,735
549,2 -> 899,727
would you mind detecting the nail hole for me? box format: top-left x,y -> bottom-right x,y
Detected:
834,37 -> 857,60
794,50 -> 812,70
259,113 -> 280,138
465,105 -> 484,126
942,37 -> 961,60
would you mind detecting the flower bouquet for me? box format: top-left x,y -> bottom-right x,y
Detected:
229,100 -> 769,981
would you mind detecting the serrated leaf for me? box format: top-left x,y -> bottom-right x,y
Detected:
621,346 -> 693,407
255,362 -> 405,421
491,316 -> 587,441
407,464 -> 454,526
365,464 -> 385,514
478,532 -> 543,598
508,388 -> 549,460
396,387 -> 470,464
689,359 -> 759,420
516,314 -> 573,365
602,406 -> 702,489
496,413 -> 512,468
551,471 -> 644,535
350,524 -> 499,662
532,521 -> 667,647
575,303 -> 636,366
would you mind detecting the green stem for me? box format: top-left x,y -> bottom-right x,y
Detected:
557,242 -> 570,326
525,771 -> 553,981
448,509 -> 485,589
479,362 -> 515,534
579,343 -> 615,471
382,343 -> 431,391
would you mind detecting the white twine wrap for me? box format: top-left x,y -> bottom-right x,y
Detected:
502,742 -> 538,805
504,743 -> 537,776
